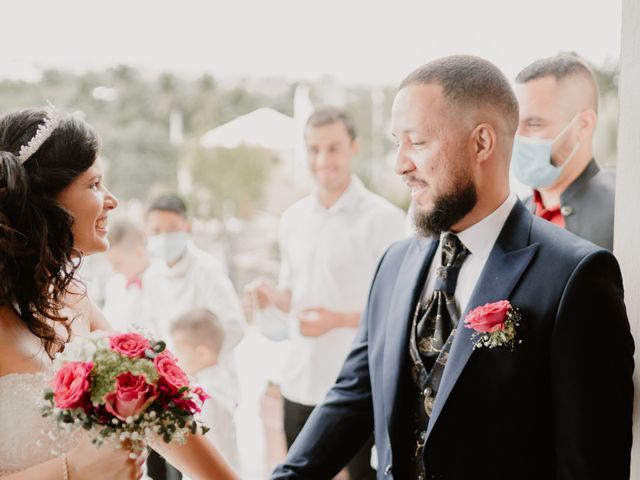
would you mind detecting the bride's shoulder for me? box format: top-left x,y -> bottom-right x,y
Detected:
63,281 -> 112,334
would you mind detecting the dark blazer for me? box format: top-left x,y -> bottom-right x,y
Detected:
524,159 -> 616,250
272,200 -> 634,480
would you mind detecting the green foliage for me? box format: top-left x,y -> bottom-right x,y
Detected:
186,145 -> 276,218
0,67 -> 292,209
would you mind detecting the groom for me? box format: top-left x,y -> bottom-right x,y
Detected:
271,55 -> 634,479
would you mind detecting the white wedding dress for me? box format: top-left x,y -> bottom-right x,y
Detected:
0,371 -> 80,476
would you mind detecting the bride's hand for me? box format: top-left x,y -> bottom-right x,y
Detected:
66,438 -> 147,480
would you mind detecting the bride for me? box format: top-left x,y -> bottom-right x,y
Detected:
0,107 -> 238,479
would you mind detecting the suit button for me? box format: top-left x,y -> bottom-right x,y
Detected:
560,205 -> 574,216
384,464 -> 392,475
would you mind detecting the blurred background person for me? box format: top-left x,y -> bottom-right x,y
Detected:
512,53 -> 615,250
143,194 -> 245,480
143,194 -> 245,352
171,308 -> 240,474
245,108 -> 406,480
102,219 -> 153,332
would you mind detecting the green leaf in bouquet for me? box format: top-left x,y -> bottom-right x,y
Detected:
190,421 -> 198,435
43,389 -> 54,401
201,425 -> 210,435
163,432 -> 172,443
153,341 -> 166,353
144,348 -> 157,359
177,386 -> 188,395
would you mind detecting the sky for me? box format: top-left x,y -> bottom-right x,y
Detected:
1,0 -> 622,85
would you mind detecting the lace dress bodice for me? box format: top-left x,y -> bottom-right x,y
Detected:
0,371 -> 80,476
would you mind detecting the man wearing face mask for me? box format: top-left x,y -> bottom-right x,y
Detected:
143,194 -> 245,479
511,54 -> 615,250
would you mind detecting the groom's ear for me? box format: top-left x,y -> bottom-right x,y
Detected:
469,123 -> 497,165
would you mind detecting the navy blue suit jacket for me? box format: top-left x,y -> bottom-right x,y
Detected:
272,201 -> 634,480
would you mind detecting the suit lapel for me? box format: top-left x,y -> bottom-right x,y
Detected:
425,201 -> 539,441
383,235 -> 438,442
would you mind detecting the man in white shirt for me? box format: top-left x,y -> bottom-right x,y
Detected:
143,194 -> 245,480
251,108 -> 406,480
273,56 -> 633,480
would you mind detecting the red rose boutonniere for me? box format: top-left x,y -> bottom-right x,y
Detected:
464,300 -> 522,350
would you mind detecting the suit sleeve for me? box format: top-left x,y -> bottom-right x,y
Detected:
551,249 -> 634,479
270,250 -> 392,479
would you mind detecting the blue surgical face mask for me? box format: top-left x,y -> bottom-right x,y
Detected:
511,114 -> 581,189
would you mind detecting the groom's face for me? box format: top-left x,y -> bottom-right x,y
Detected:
391,83 -> 477,236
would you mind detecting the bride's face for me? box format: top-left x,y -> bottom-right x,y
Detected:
56,157 -> 118,255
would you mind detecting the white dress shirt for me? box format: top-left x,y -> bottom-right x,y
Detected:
143,242 -> 246,405
102,263 -> 163,333
188,364 -> 240,473
278,176 -> 407,406
421,192 -> 518,314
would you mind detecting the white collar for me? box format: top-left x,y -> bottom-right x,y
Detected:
453,192 -> 518,261
311,175 -> 365,213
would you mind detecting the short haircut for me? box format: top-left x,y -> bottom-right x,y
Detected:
108,219 -> 146,249
147,194 -> 187,218
170,308 -> 225,354
399,55 -> 519,134
305,107 -> 357,141
515,53 -> 599,109
516,53 -> 596,84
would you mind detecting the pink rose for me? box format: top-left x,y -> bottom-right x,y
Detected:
154,352 -> 189,394
103,372 -> 157,420
109,332 -> 151,359
51,361 -> 93,409
465,300 -> 511,333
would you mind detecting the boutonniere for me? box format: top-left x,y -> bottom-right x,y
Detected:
464,300 -> 522,350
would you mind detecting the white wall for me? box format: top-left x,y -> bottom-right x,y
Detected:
615,1 -> 640,478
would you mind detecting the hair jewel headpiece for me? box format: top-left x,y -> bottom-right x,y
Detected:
17,104 -> 63,164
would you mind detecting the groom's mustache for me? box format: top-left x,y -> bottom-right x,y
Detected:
402,174 -> 428,188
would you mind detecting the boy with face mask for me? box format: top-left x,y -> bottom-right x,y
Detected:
511,54 -> 616,250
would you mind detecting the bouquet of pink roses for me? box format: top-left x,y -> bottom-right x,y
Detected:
42,331 -> 210,455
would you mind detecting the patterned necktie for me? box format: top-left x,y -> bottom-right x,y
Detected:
416,232 -> 470,372
407,233 -> 470,477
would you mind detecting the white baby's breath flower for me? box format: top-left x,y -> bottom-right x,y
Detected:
58,337 -> 98,364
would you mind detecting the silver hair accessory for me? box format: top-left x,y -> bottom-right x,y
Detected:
17,104 -> 64,164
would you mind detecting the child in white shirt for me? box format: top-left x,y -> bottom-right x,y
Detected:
170,308 -> 241,473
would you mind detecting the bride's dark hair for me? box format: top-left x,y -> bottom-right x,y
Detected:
0,108 -> 101,358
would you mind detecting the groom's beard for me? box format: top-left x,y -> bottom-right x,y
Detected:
413,175 -> 478,238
